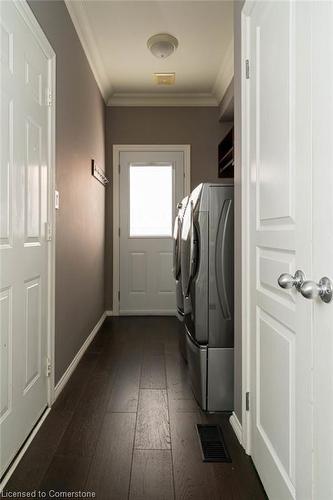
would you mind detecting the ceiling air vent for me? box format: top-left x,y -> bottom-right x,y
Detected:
154,73 -> 176,85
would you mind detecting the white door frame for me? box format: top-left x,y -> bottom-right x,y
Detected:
240,1 -> 252,455
112,144 -> 191,316
13,1 -> 57,405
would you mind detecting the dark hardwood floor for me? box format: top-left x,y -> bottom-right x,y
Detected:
4,317 -> 267,499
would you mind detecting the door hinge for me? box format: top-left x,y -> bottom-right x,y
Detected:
46,357 -> 52,377
45,222 -> 52,241
118,290 -> 120,302
118,164 -> 121,174
118,227 -> 121,237
246,391 -> 250,411
46,88 -> 53,106
245,59 -> 250,79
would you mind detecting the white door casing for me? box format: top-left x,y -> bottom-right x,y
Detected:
242,1 -> 333,499
118,149 -> 187,315
0,0 -> 55,478
311,4 -> 333,499
112,145 -> 190,316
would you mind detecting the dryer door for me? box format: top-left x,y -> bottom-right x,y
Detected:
172,215 -> 181,280
181,200 -> 192,297
189,215 -> 199,282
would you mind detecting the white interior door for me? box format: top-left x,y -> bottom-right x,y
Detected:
0,1 -> 52,476
119,150 -> 184,315
246,1 -> 314,498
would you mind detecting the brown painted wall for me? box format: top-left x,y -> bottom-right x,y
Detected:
28,0 -> 106,383
105,106 -> 231,310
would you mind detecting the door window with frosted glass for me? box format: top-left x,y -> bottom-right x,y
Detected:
129,164 -> 174,237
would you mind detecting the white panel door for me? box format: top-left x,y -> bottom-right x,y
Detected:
0,1 -> 51,476
119,151 -> 184,314
246,1 -> 314,499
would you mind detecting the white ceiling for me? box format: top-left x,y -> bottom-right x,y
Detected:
65,1 -> 234,106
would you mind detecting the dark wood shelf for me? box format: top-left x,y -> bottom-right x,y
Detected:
218,128 -> 234,179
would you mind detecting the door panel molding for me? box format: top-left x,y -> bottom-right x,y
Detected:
112,144 -> 191,316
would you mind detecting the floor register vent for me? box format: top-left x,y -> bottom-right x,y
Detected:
197,424 -> 232,463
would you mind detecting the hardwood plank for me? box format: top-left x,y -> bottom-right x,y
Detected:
169,409 -> 221,500
4,410 -> 73,492
164,322 -> 184,355
107,349 -> 142,413
135,389 -> 171,450
4,450 -> 53,494
39,455 -> 92,493
168,396 -> 199,413
94,341 -> 123,372
53,352 -> 97,413
143,339 -> 165,356
55,411 -> 104,457
165,352 -> 194,401
85,412 -> 136,500
75,367 -> 115,416
129,450 -> 174,500
140,354 -> 166,389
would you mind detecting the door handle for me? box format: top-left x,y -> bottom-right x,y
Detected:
278,270 -> 305,291
300,277 -> 333,303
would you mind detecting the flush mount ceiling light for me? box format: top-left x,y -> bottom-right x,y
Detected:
147,33 -> 178,59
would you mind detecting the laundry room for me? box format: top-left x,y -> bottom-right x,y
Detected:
4,1 -> 332,498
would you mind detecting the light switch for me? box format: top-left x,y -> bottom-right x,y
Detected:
55,190 -> 60,210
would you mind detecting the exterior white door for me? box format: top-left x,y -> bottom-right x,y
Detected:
119,150 -> 185,315
0,1 -> 53,477
245,1 -> 333,499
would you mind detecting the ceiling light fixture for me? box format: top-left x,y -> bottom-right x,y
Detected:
147,33 -> 178,59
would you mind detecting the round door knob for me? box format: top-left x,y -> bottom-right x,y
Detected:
278,270 -> 305,291
300,277 -> 333,303
278,274 -> 296,289
300,281 -> 320,300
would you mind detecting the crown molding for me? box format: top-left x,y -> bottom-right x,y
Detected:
108,92 -> 219,107
212,37 -> 234,105
64,0 -> 110,102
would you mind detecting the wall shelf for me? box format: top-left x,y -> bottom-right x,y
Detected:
218,128 -> 234,179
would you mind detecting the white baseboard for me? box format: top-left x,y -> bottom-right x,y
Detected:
54,311 -> 107,400
0,407 -> 51,492
105,310 -> 113,316
229,411 -> 243,446
118,309 -> 177,316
